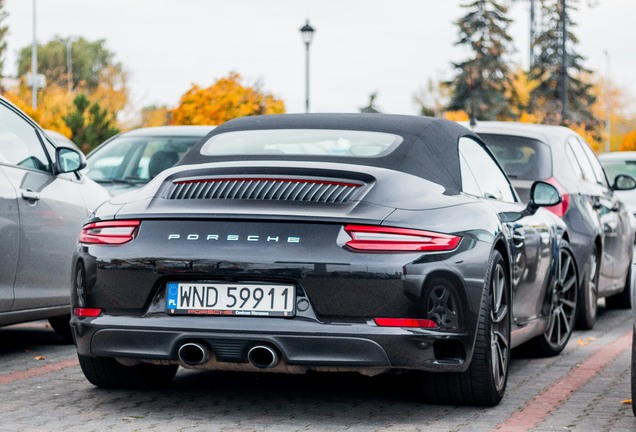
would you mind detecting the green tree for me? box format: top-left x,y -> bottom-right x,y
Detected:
0,0 -> 8,91
447,0 -> 515,121
17,36 -> 121,91
529,0 -> 601,133
64,93 -> 119,152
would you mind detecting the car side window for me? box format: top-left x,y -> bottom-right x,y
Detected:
0,103 -> 50,172
459,152 -> 482,196
577,137 -> 609,187
567,137 -> 596,184
564,142 -> 584,181
458,136 -> 516,203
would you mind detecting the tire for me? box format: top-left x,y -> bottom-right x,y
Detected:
419,250 -> 510,406
605,264 -> 632,309
78,354 -> 178,389
48,315 -> 73,344
526,240 -> 578,356
576,244 -> 599,330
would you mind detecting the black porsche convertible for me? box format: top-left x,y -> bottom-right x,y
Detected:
71,114 -> 578,406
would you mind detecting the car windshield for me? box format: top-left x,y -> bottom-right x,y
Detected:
479,134 -> 552,181
85,135 -> 201,183
200,129 -> 403,157
600,159 -> 636,184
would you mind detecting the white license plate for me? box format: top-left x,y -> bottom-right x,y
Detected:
166,282 -> 295,317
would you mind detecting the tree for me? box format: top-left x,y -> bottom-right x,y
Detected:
447,0 -> 515,121
17,36 -> 122,92
529,0 -> 601,135
0,0 -> 7,91
170,72 -> 285,125
620,129 -> 636,152
139,105 -> 171,127
413,78 -> 450,117
360,92 -> 380,113
63,93 -> 119,152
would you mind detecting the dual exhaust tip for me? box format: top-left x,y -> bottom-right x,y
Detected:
177,342 -> 279,369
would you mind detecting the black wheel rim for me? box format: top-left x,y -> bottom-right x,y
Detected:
545,248 -> 578,349
587,251 -> 598,317
490,262 -> 509,392
75,262 -> 86,307
426,285 -> 459,329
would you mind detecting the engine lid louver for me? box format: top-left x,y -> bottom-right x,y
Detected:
164,177 -> 364,203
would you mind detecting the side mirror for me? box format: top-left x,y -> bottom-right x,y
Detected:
612,174 -> 636,191
56,147 -> 86,174
530,181 -> 562,207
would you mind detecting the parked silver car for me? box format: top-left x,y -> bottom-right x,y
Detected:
0,97 -> 109,340
84,126 -> 214,196
470,122 -> 636,329
598,152 -> 636,216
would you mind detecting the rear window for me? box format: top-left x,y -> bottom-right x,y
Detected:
200,129 -> 403,157
479,134 -> 552,181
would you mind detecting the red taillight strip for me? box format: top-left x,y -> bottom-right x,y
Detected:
544,177 -> 570,218
344,225 -> 461,252
374,318 -> 438,328
79,220 -> 141,245
74,308 -> 102,317
173,178 -> 362,188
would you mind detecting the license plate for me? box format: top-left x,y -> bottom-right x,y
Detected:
166,282 -> 295,317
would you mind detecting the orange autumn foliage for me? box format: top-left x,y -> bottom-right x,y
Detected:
170,72 -> 285,126
620,129 -> 636,151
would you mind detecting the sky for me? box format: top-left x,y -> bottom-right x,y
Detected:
2,0 -> 636,117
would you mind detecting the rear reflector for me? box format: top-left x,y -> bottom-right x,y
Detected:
344,225 -> 461,252
79,220 -> 141,245
74,308 -> 102,317
374,318 -> 438,328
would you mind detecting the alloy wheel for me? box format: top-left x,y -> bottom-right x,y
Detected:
545,247 -> 578,349
490,262 -> 509,392
426,285 -> 459,329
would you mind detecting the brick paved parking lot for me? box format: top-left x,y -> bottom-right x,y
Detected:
1,305 -> 635,432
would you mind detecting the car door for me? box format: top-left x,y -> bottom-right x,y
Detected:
0,101 -> 89,311
567,136 -> 623,288
576,137 -> 633,284
0,165 -> 19,312
458,136 -> 554,324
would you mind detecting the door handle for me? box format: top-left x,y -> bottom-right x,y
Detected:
21,190 -> 40,201
512,231 -> 525,247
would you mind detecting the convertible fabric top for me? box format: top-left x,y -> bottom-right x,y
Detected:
178,113 -> 479,195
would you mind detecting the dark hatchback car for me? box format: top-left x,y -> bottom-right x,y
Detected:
0,97 -> 109,339
84,126 -> 214,196
72,114 -> 578,406
472,122 -> 636,329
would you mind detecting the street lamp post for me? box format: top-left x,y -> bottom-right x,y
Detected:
66,38 -> 73,93
299,20 -> 315,113
604,50 -> 611,153
31,0 -> 37,109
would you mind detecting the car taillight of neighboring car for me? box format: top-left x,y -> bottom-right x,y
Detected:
544,178 -> 570,218
343,225 -> 461,252
79,220 -> 141,245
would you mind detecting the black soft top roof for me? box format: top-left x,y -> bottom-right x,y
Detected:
178,113 -> 477,195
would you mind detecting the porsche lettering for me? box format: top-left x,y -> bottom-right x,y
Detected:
167,234 -> 300,243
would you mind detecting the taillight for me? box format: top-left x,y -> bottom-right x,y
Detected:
79,220 -> 140,245
344,225 -> 461,252
374,318 -> 438,328
74,307 -> 102,317
544,178 -> 570,218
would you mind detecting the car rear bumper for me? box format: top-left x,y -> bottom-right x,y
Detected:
72,315 -> 473,373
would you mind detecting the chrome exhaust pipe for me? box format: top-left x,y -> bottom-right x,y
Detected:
247,345 -> 279,369
178,342 -> 209,366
